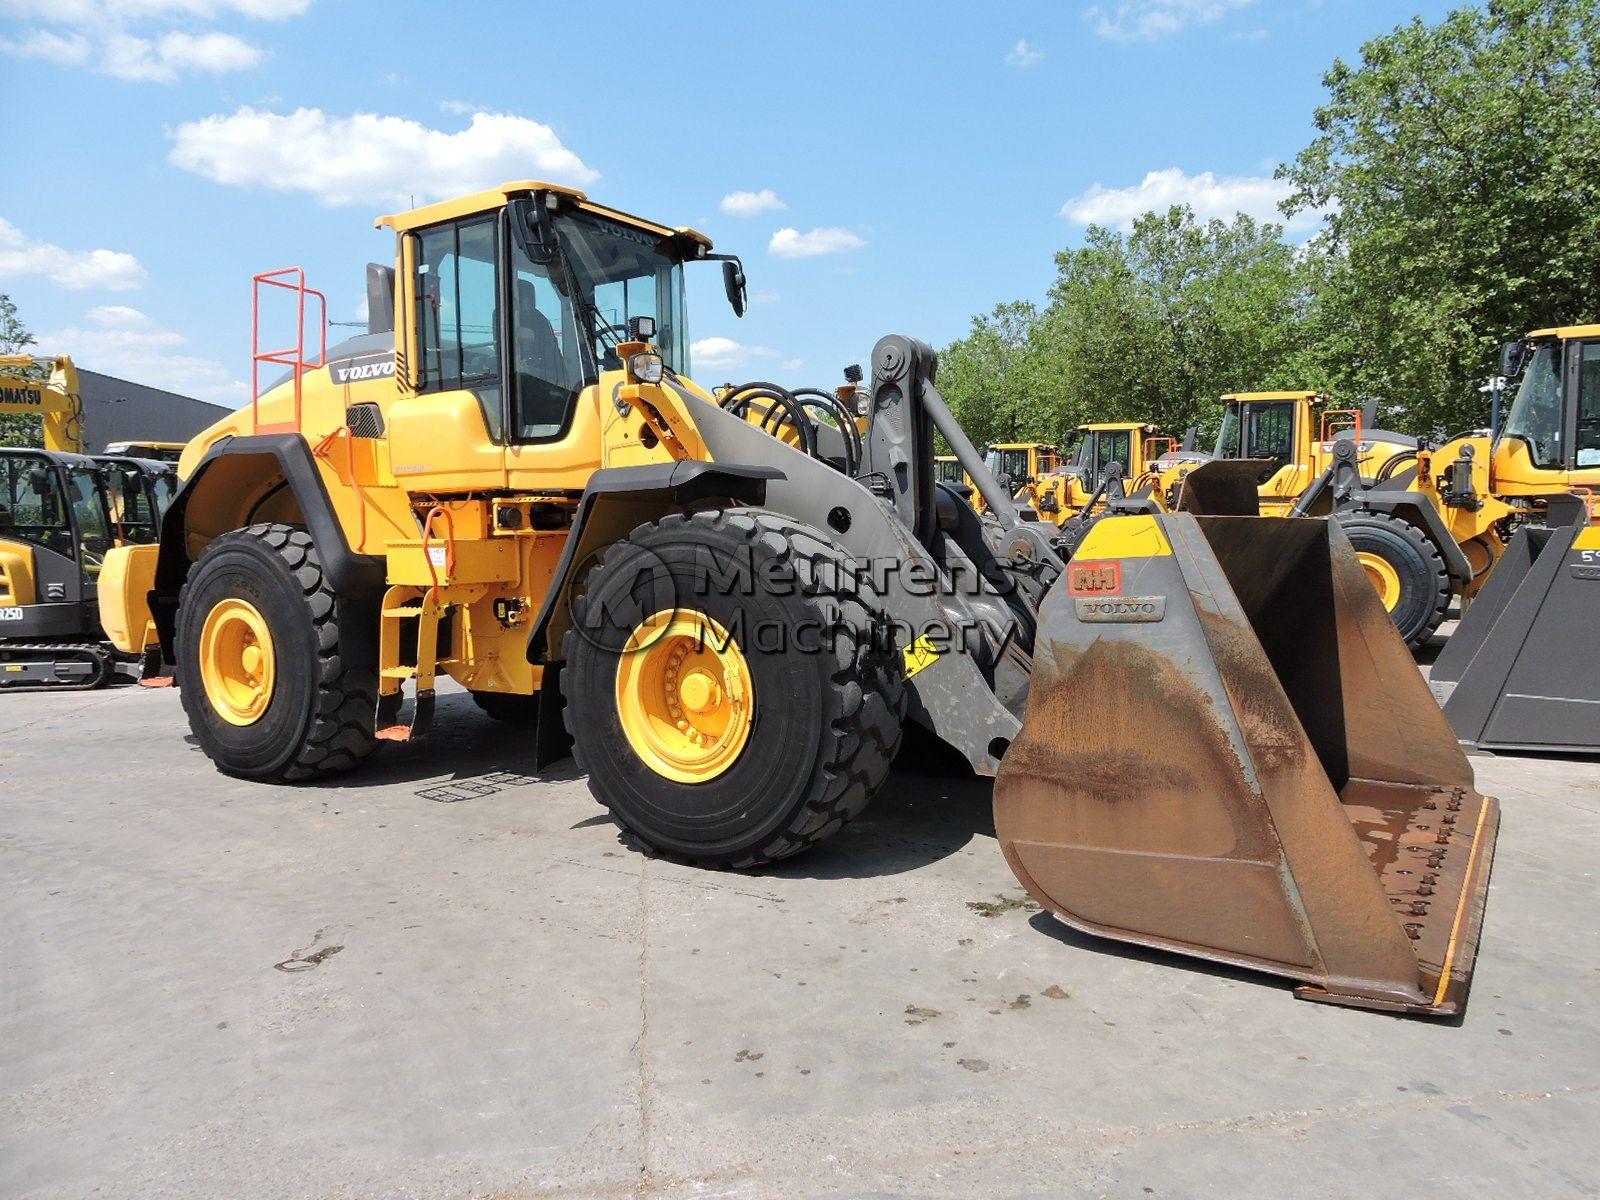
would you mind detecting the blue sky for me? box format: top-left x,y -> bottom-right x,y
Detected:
1,0 -> 1458,406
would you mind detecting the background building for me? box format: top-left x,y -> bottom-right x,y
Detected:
78,370 -> 230,453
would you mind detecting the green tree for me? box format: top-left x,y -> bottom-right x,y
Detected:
936,300 -> 1050,448
0,293 -> 44,449
1282,0 -> 1600,435
940,206 -> 1315,452
1041,206 -> 1316,440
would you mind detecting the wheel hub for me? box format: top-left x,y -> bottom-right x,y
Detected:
199,597 -> 276,726
1356,550 -> 1403,612
616,610 -> 754,783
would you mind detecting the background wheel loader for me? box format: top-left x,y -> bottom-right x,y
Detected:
100,181 -> 1499,1014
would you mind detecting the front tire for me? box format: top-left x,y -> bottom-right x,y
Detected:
1337,511 -> 1450,648
176,523 -> 379,781
562,508 -> 904,868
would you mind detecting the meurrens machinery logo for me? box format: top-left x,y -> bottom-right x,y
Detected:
0,385 -> 45,407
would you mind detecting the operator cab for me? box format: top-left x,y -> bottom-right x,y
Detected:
383,182 -> 746,452
1498,325 -> 1600,475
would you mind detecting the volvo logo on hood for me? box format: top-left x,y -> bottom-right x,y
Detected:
330,352 -> 395,385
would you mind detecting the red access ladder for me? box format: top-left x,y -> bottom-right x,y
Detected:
250,267 -> 327,434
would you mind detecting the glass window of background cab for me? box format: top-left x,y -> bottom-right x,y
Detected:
1501,343 -> 1563,468
414,217 -> 503,438
1216,404 -> 1243,458
66,465 -> 112,572
103,467 -> 159,544
1095,431 -> 1132,480
1245,402 -> 1295,464
1576,340 -> 1599,468
0,453 -> 71,557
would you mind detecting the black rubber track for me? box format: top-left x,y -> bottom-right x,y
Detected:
1336,510 -> 1451,649
561,507 -> 905,868
176,523 -> 379,781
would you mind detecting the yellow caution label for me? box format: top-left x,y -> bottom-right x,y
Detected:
902,634 -> 942,679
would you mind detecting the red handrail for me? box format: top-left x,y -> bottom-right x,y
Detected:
251,267 -> 327,434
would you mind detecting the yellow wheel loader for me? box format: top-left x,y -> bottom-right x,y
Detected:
1034,422 -> 1183,522
100,181 -> 1499,1014
1280,326 -> 1600,651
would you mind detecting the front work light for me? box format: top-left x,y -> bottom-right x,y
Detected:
629,352 -> 664,384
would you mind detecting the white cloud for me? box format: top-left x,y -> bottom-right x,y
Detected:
1060,167 -> 1318,233
99,29 -> 261,80
1083,0 -> 1256,42
0,29 -> 91,64
691,336 -> 791,373
0,217 -> 147,290
439,99 -> 478,115
1005,39 -> 1044,68
41,306 -> 246,402
768,226 -> 866,259
0,0 -> 303,81
169,107 -> 599,208
719,189 -> 785,218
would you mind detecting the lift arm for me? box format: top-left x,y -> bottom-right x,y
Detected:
0,355 -> 85,453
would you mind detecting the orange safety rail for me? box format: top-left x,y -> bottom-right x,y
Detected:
1320,408 -> 1363,446
251,267 -> 327,435
1143,436 -> 1178,462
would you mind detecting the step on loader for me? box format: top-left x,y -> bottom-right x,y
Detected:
99,181 -> 1499,1014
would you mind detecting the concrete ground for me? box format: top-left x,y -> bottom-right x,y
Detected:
2,674 -> 1597,1199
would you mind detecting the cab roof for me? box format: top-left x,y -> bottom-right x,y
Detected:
375,180 -> 713,248
1220,391 -> 1321,402
1078,421 -> 1154,432
1525,323 -> 1600,340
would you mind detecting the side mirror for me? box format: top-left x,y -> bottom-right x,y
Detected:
996,472 -> 1014,493
1499,339 -> 1526,378
722,259 -> 748,318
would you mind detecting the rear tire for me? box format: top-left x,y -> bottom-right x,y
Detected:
176,523 -> 379,781
1336,511 -> 1450,648
562,508 -> 904,868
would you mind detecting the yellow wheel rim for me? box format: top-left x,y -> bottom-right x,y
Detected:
1357,550 -> 1403,612
615,609 -> 754,783
199,597 -> 276,726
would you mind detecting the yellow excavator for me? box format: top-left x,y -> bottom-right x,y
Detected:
0,354 -> 175,687
0,354 -> 86,453
99,181 -> 1499,1015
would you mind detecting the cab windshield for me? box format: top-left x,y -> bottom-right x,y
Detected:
1215,404 -> 1243,459
1501,343 -> 1563,468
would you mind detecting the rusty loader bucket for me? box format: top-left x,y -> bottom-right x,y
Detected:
995,514 -> 1499,1015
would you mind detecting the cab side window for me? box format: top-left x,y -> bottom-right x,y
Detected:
414,217 -> 502,438
1578,341 -> 1599,468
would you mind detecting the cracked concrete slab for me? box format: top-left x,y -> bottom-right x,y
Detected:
2,680 -> 1596,1198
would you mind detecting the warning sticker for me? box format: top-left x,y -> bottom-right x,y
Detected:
902,634 -> 942,679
